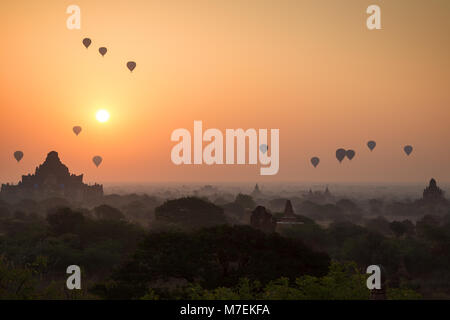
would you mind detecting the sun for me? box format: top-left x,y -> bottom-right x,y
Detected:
96,109 -> 110,123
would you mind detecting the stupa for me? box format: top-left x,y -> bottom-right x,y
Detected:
422,178 -> 445,204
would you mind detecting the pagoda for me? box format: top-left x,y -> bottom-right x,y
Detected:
251,183 -> 263,198
277,200 -> 304,225
1,151 -> 103,202
422,178 -> 445,203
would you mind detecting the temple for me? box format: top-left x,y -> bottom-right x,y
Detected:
422,178 -> 445,204
251,183 -> 263,198
277,200 -> 304,225
304,185 -> 334,203
250,206 -> 276,233
1,151 -> 103,203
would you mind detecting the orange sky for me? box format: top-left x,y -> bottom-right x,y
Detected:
0,0 -> 449,184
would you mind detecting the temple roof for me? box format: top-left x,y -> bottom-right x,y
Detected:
33,151 -> 72,179
251,183 -> 262,197
423,178 -> 444,202
429,178 -> 437,188
283,200 -> 295,217
1,151 -> 103,201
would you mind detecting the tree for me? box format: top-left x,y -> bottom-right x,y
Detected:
416,215 -> 440,239
265,261 -> 369,299
390,221 -> 408,238
368,199 -> 383,215
154,197 -> 227,230
92,225 -> 330,299
143,261 -> 420,300
46,207 -> 85,235
234,194 -> 256,210
0,256 -> 36,299
366,216 -> 392,236
93,204 -> 125,221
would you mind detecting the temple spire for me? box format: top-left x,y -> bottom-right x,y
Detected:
251,183 -> 262,198
423,178 -> 444,203
283,200 -> 295,217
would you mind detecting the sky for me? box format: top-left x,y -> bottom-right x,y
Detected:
0,0 -> 449,184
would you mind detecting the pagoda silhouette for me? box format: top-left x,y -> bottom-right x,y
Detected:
250,183 -> 263,198
422,178 -> 445,204
1,151 -> 103,202
277,200 -> 304,225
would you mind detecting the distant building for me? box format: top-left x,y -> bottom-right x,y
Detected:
422,178 -> 445,203
251,184 -> 263,198
1,151 -> 103,202
197,184 -> 218,195
250,206 -> 276,233
324,185 -> 331,197
304,185 -> 334,203
277,200 -> 304,225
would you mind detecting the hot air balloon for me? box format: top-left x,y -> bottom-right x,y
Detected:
82,38 -> 91,49
346,149 -> 356,160
92,156 -> 103,167
99,47 -> 107,57
367,140 -> 376,151
259,144 -> 268,154
336,148 -> 346,163
311,157 -> 320,168
14,151 -> 24,162
73,126 -> 82,136
126,61 -> 136,72
404,145 -> 413,156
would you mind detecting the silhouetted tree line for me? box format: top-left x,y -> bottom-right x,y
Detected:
0,193 -> 449,299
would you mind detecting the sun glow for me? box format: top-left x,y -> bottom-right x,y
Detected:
96,109 -> 110,123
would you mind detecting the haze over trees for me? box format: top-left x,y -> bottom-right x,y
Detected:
0,178 -> 449,299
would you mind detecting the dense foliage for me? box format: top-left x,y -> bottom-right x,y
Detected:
92,225 -> 330,299
0,194 -> 448,299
